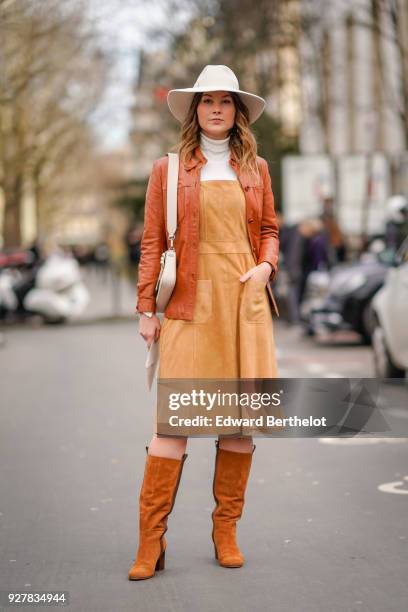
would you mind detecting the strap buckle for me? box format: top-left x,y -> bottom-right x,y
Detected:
168,232 -> 176,250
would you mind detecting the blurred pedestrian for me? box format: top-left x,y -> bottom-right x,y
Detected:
284,222 -> 307,324
285,218 -> 329,324
321,196 -> 346,264
126,226 -> 142,266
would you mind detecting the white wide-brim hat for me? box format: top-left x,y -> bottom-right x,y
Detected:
167,64 -> 266,125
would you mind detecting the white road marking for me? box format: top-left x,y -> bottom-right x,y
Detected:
378,476 -> 408,495
319,438 -> 407,445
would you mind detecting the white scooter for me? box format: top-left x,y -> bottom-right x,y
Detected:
22,253 -> 90,323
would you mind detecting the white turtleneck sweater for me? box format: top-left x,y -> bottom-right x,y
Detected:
199,132 -> 237,181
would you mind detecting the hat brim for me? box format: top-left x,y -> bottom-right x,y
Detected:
167,87 -> 265,125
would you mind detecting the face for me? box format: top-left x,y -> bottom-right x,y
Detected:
196,91 -> 236,139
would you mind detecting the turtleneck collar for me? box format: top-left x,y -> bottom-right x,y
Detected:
197,131 -> 237,181
199,131 -> 231,158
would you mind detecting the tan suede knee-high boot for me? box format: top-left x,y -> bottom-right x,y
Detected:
128,448 -> 188,580
211,440 -> 255,568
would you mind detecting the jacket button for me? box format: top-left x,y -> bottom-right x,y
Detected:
248,218 -> 254,223
245,186 -> 250,191
252,246 -> 256,252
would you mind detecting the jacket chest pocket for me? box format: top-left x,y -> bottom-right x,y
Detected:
253,186 -> 264,218
246,185 -> 263,221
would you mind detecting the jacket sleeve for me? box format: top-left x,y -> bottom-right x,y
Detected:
257,158 -> 280,280
135,159 -> 167,314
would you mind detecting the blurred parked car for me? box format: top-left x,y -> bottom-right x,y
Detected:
371,236 -> 408,378
304,251 -> 391,344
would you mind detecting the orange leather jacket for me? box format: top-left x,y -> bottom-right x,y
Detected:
136,145 -> 280,320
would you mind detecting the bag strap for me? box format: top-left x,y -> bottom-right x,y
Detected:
166,152 -> 179,249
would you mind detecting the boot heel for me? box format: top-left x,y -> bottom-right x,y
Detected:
211,527 -> 218,560
155,550 -> 165,571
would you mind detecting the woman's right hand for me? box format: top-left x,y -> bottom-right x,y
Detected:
139,314 -> 161,349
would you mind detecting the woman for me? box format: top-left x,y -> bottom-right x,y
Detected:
129,65 -> 279,580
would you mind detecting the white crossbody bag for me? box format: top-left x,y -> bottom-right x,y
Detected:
154,153 -> 179,312
145,152 -> 179,389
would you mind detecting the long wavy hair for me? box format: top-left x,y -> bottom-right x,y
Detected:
170,91 -> 261,182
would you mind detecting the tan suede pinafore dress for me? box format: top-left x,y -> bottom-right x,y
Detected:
158,179 -> 278,380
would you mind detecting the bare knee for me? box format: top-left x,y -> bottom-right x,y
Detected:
148,434 -> 188,459
218,436 -> 253,453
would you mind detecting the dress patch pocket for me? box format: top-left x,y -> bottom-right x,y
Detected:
242,277 -> 266,323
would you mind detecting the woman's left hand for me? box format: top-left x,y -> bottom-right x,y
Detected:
239,262 -> 273,285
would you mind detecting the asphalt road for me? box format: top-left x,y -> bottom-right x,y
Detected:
1,320 -> 407,612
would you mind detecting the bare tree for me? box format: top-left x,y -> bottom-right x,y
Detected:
0,0 -> 110,247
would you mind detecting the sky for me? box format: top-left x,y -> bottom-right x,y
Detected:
85,0 -> 191,152
86,1 -> 166,152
